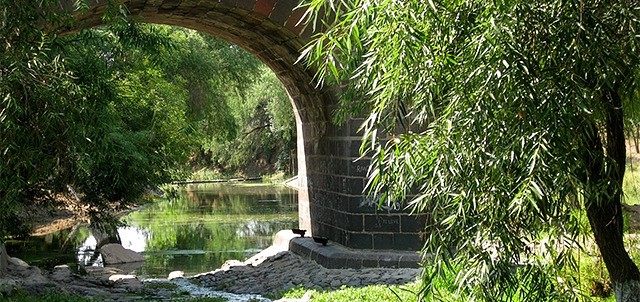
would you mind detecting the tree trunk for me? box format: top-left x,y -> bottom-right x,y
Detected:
586,87 -> 640,301
634,128 -> 639,154
0,241 -> 7,278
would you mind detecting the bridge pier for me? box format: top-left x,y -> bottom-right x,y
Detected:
300,118 -> 426,251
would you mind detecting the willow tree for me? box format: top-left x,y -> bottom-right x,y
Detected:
303,0 -> 640,301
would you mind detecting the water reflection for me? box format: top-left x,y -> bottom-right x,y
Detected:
6,182 -> 298,279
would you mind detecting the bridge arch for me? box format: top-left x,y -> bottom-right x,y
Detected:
62,0 -> 424,253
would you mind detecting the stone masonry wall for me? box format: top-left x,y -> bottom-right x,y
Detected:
306,117 -> 426,251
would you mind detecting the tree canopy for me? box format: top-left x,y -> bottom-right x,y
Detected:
302,0 -> 640,301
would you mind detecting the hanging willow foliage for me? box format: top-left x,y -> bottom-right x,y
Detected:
302,0 -> 640,301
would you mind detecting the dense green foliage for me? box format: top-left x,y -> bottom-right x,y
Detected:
203,65 -> 295,176
1,0 -> 84,237
0,1 -> 294,238
302,0 -> 640,301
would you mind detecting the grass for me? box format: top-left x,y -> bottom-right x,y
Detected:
269,233 -> 640,302
624,160 -> 640,205
188,167 -> 293,183
272,273 -> 609,302
189,168 -> 226,181
271,283 -> 423,302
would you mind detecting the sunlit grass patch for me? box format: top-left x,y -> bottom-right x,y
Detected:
189,168 -> 226,181
623,163 -> 640,205
273,283 -> 423,302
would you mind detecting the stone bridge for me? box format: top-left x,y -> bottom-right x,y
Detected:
65,0 -> 425,252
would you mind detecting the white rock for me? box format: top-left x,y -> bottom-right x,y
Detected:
109,274 -> 136,282
168,271 -> 184,280
275,291 -> 313,302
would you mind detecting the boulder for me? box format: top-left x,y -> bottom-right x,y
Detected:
51,265 -> 73,282
8,257 -> 48,283
100,244 -> 145,265
107,262 -> 145,275
8,257 -> 29,268
83,266 -> 123,279
0,279 -> 18,296
114,277 -> 144,293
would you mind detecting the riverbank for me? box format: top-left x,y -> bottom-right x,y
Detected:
0,235 -> 420,301
24,192 -> 155,237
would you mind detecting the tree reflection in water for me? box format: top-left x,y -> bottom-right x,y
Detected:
7,182 -> 298,278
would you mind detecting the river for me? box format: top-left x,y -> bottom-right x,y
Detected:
6,182 -> 298,279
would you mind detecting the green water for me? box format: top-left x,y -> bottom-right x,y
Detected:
6,182 -> 298,278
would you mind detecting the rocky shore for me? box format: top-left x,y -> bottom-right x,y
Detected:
193,248 -> 419,295
0,243 -> 421,301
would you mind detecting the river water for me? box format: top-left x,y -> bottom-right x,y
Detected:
6,182 -> 298,279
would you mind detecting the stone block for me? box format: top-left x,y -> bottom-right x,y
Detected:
398,254 -> 422,268
159,0 -> 181,9
346,213 -> 364,232
253,0 -> 277,16
336,158 -> 350,176
347,196 -> 379,214
269,0 -> 298,25
349,139 -> 363,157
284,6 -> 307,34
236,0 -> 257,10
373,233 -> 396,250
365,214 -> 400,233
332,194 -> 348,211
326,123 -> 349,137
341,177 -> 365,195
394,233 -> 423,251
347,233 -> 373,249
349,158 -> 370,177
219,0 -> 239,8
51,265 -> 73,282
348,118 -> 366,136
378,256 -> 400,268
400,214 -> 428,233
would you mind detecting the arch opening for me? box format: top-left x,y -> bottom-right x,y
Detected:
54,0 -> 426,253
61,0 -> 333,233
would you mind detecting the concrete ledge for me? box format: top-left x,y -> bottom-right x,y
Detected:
274,230 -> 421,269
